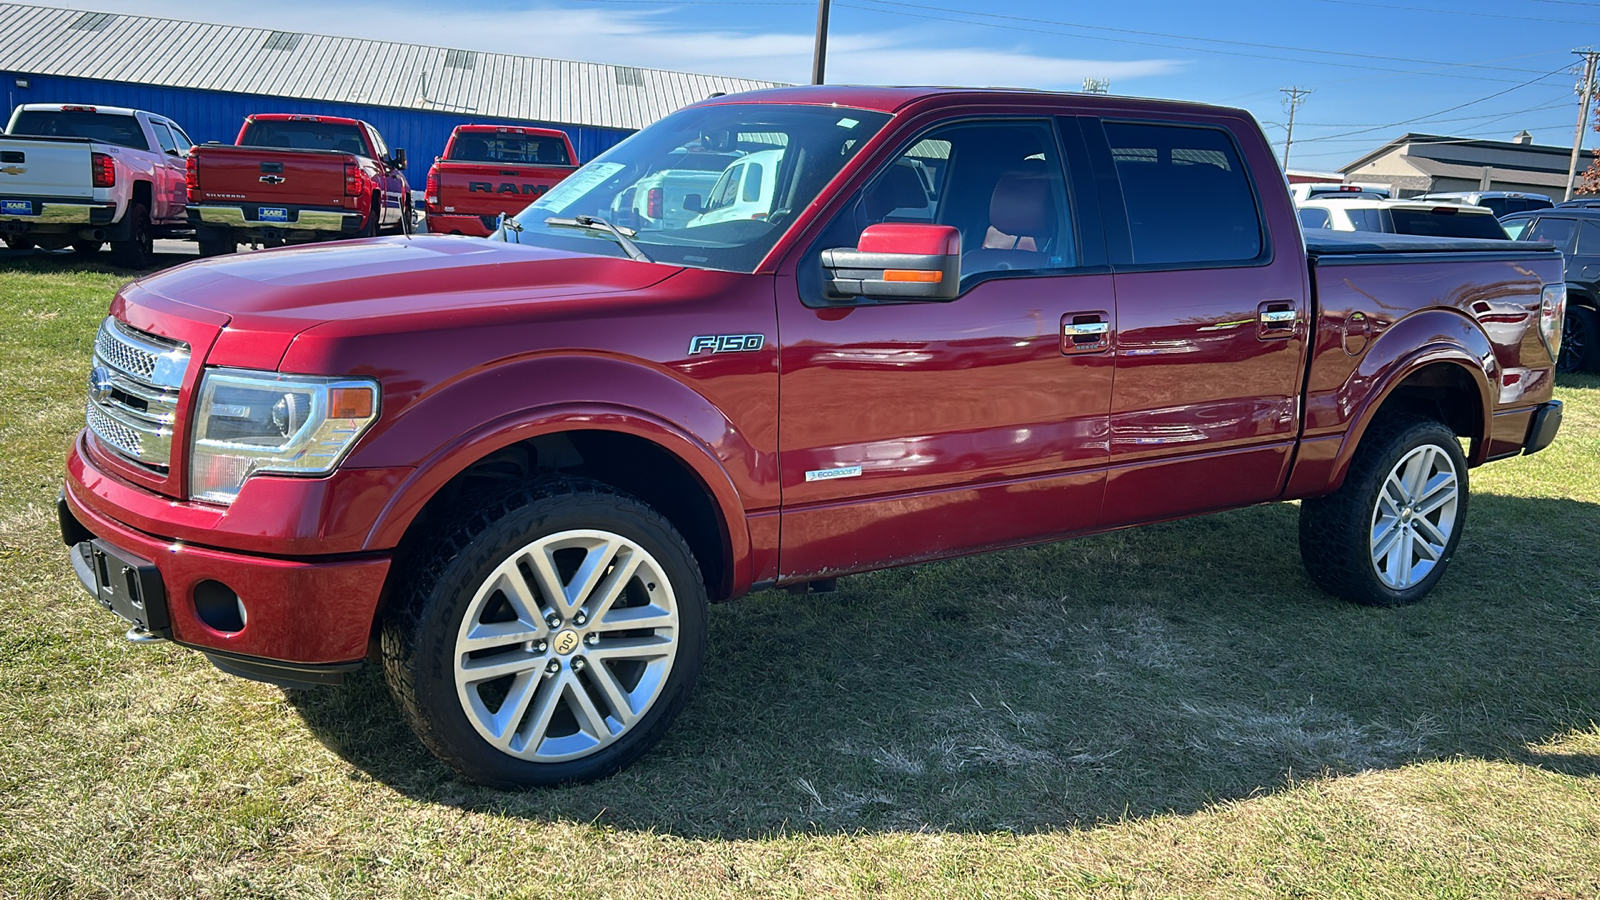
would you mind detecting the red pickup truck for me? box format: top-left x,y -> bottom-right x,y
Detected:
186,114 -> 409,255
424,125 -> 577,237
61,87 -> 1565,788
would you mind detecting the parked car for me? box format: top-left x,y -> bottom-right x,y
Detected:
1297,198 -> 1509,240
1416,191 -> 1552,217
61,86 -> 1565,788
1502,207 -> 1600,371
423,125 -> 578,237
610,148 -> 743,230
186,114 -> 408,255
684,148 -> 783,227
0,103 -> 192,267
1289,182 -> 1391,203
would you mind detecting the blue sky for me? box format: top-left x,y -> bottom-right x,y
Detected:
52,0 -> 1600,171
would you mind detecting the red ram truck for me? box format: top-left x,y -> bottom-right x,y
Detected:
61,86 -> 1566,788
186,113 -> 409,256
424,125 -> 578,237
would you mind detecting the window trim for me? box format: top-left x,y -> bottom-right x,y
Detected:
1082,116 -> 1275,273
799,115 -> 1110,309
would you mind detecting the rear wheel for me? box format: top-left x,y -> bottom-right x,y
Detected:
1299,416 -> 1468,607
359,193 -> 381,238
71,240 -> 103,256
1559,305 -> 1599,373
381,477 -> 708,787
109,203 -> 154,269
3,236 -> 35,251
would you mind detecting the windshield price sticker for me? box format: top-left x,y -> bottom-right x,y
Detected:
534,162 -> 625,214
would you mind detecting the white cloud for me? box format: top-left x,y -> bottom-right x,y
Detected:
53,0 -> 1179,89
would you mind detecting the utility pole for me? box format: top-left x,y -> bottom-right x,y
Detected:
1565,48 -> 1599,201
1280,86 -> 1311,171
811,0 -> 831,85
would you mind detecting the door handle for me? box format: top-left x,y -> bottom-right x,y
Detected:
1061,311 -> 1112,355
1257,300 -> 1298,340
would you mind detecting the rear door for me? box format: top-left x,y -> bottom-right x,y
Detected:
1084,116 -> 1310,526
776,115 -> 1115,579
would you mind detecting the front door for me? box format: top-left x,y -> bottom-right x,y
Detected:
1084,117 -> 1310,526
777,117 -> 1115,580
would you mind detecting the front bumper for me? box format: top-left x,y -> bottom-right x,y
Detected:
60,483 -> 391,685
190,205 -> 361,234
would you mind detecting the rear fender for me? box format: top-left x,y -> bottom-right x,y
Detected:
1308,309 -> 1495,493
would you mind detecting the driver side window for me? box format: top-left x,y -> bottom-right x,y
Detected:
818,119 -> 1078,283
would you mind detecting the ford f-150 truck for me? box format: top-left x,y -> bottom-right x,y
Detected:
1,104 -> 193,267
423,125 -> 577,237
186,114 -> 409,256
60,86 -> 1566,788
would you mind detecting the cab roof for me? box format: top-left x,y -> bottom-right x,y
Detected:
694,84 -> 1251,119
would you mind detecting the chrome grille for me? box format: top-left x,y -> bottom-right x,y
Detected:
85,317 -> 189,469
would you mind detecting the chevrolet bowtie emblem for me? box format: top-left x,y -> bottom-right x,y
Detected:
259,174 -> 286,184
0,166 -> 24,176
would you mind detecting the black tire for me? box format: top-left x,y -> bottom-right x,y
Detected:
381,476 -> 709,787
1299,415 -> 1469,607
359,193 -> 381,238
1559,305 -> 1600,373
109,202 -> 154,269
71,240 -> 103,256
3,236 -> 36,251
197,231 -> 235,258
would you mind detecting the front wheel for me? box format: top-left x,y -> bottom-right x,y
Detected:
1299,416 -> 1469,606
1560,305 -> 1599,373
381,477 -> 708,787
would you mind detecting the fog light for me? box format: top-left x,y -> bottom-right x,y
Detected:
194,580 -> 246,633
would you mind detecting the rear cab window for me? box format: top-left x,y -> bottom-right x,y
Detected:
1099,120 -> 1264,266
242,119 -> 368,155
10,110 -> 150,151
450,133 -> 573,166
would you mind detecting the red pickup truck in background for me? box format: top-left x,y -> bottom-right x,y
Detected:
186,114 -> 409,256
62,86 -> 1565,789
423,125 -> 577,237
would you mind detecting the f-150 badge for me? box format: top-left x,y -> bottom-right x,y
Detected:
688,334 -> 765,355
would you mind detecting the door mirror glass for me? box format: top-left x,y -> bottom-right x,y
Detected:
821,223 -> 961,301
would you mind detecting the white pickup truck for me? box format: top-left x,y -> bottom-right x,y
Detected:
0,104 -> 192,267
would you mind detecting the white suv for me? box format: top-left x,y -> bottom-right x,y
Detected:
1297,198 -> 1509,240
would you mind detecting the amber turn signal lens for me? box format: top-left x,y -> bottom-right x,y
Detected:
328,387 -> 375,419
883,270 -> 942,283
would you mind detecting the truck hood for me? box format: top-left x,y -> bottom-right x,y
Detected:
128,235 -> 683,370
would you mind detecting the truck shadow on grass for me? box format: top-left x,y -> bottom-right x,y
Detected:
286,491 -> 1600,837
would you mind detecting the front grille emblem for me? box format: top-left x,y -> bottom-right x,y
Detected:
88,366 -> 114,405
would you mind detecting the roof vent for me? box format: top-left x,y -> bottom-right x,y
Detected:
68,11 -> 115,31
614,66 -> 645,87
261,31 -> 303,52
444,49 -> 478,70
1513,129 -> 1533,145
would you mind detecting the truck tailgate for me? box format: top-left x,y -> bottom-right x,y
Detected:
434,161 -> 573,213
192,146 -> 351,206
0,136 -> 94,200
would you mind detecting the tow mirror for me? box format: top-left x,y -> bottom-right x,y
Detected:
391,148 -> 407,171
821,223 -> 961,301
683,194 -> 705,213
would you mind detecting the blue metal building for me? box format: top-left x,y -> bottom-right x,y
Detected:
0,3 -> 780,172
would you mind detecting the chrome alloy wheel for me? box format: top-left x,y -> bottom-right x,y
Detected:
1369,444 -> 1461,590
452,529 -> 679,762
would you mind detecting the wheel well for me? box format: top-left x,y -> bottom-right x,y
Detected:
399,431 -> 731,601
1371,362 -> 1483,453
130,180 -> 151,208
1569,286 -> 1599,313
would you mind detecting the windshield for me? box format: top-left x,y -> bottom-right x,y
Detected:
500,103 -> 892,273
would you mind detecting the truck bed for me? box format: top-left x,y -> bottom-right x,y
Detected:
1305,229 -> 1553,257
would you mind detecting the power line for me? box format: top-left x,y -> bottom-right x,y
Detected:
1290,65 -> 1570,143
1310,0 -> 1600,26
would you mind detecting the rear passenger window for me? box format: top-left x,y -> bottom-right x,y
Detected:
1298,208 -> 1331,229
1527,217 -> 1578,254
1103,121 -> 1262,265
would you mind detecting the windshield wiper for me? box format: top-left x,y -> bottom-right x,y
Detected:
543,215 -> 653,263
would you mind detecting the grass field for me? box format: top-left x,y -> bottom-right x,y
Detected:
1,250 -> 1597,899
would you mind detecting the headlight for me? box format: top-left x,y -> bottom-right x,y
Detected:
189,368 -> 380,505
